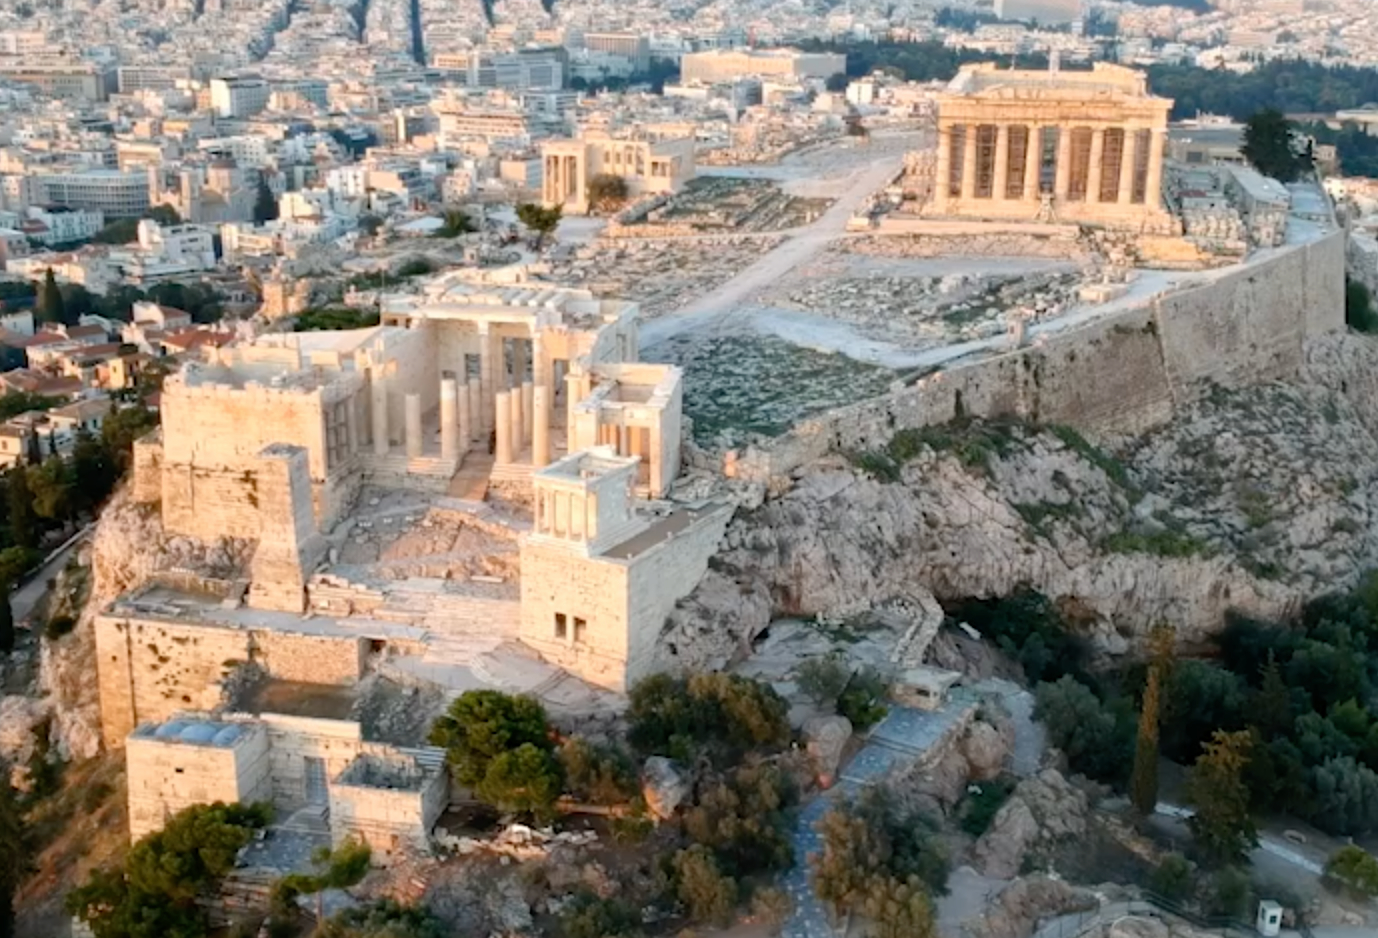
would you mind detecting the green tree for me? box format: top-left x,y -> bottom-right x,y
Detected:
1161,660 -> 1247,763
837,667 -> 889,731
0,586 -> 13,656
7,467 -> 36,550
627,672 -> 790,765
316,899 -> 445,938
825,72 -> 850,92
587,174 -> 630,213
797,654 -> 850,709
559,892 -> 642,938
272,837 -> 372,926
474,742 -> 563,819
1309,755 -> 1378,836
1252,652 -> 1297,741
428,689 -> 552,788
673,844 -> 738,927
435,208 -> 476,237
35,268 -> 64,325
1148,853 -> 1193,902
1033,675 -> 1134,785
146,205 -> 181,226
253,177 -> 279,224
682,762 -> 797,877
1132,624 -> 1174,815
557,737 -> 638,805
1346,279 -> 1378,334
750,887 -> 793,935
1242,108 -> 1307,182
71,427 -> 116,515
28,454 -> 73,522
860,875 -> 936,938
1185,730 -> 1257,866
101,403 -> 158,473
515,203 -> 562,249
1324,844 -> 1378,899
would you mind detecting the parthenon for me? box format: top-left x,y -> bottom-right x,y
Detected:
929,62 -> 1175,230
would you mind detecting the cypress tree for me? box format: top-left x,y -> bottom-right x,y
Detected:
1131,624 -> 1176,816
35,269 -> 64,325
0,586 -> 12,655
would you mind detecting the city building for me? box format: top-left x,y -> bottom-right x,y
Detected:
994,0 -> 1082,25
210,75 -> 271,119
679,48 -> 846,83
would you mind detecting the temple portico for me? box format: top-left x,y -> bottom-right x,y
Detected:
929,62 -> 1175,230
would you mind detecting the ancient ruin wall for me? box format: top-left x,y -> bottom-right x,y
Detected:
95,615 -> 367,749
738,228 -> 1347,480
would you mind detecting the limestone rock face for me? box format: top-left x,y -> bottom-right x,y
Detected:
662,336 -> 1378,669
1107,918 -> 1169,938
962,875 -> 1097,938
962,715 -> 1013,781
0,695 -> 51,787
973,769 -> 1089,878
803,714 -> 852,784
641,756 -> 690,819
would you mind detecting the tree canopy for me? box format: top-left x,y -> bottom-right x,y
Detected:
1241,109 -> 1311,182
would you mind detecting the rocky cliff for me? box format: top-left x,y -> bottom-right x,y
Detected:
659,332 -> 1378,672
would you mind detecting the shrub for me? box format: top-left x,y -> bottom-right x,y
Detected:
750,886 -> 793,934
673,845 -> 738,927
837,667 -> 889,731
558,737 -> 638,805
797,654 -> 851,708
1324,844 -> 1378,899
1148,853 -> 1193,903
1034,676 -> 1135,786
959,777 -> 1015,837
560,891 -> 642,938
627,673 -> 790,764
1206,866 -> 1251,919
44,614 -> 76,640
682,762 -> 798,877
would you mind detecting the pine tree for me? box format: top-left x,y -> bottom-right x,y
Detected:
1131,625 -> 1175,816
1186,730 -> 1258,866
34,269 -> 64,325
7,468 -> 36,551
0,587 -> 12,656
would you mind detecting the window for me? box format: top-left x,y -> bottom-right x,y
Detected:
554,612 -> 567,639
573,617 -> 587,643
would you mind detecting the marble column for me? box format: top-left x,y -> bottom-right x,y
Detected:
1086,128 -> 1105,204
513,338 -> 528,388
478,326 -> 495,432
1144,128 -> 1165,209
565,370 -> 584,442
494,391 -> 512,464
467,377 -> 482,442
346,395 -> 359,455
960,123 -> 977,201
533,384 -> 551,468
440,378 -> 458,461
934,124 -> 952,207
993,124 -> 1010,201
1118,128 -> 1139,204
521,380 -> 534,446
404,393 -> 422,459
1023,124 -> 1042,201
511,384 -> 524,460
1053,125 -> 1072,200
457,377 -> 471,453
370,370 -> 388,456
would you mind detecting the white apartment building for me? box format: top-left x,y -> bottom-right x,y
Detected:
581,32 -> 651,71
199,135 -> 272,168
23,206 -> 105,245
432,48 -> 567,91
210,75 -> 271,119
679,49 -> 846,83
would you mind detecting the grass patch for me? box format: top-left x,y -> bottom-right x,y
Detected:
1047,424 -> 1134,492
959,776 -> 1016,837
849,417 -> 1025,482
1103,528 -> 1211,558
1013,500 -> 1081,539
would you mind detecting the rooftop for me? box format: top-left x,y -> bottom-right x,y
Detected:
131,718 -> 252,748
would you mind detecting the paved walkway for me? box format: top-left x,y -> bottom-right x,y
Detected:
780,692 -> 977,938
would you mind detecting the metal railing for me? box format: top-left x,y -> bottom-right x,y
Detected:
1030,892 -> 1263,938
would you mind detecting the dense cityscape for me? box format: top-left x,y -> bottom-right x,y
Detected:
3,1 -> 1378,938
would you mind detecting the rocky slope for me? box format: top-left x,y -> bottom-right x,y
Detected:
659,332 -> 1378,671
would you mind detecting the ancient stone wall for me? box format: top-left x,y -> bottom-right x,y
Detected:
518,543 -> 631,691
736,228 -> 1347,481
247,445 -> 327,613
328,748 -> 447,860
95,613 -> 372,749
257,713 -> 362,809
126,727 -> 273,840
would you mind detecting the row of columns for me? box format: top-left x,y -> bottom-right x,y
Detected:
936,121 -> 1164,208
368,331 -> 558,469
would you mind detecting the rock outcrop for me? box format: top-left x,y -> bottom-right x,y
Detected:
663,335 -> 1378,669
641,756 -> 690,819
961,875 -> 1098,938
972,769 -> 1089,878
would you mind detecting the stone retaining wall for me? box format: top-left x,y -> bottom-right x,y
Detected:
730,227 -> 1346,482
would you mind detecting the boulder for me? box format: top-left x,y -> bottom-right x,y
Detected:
641,756 -> 690,820
1108,918 -> 1168,938
962,717 -> 1011,781
803,714 -> 852,785
961,875 -> 1096,938
972,769 -> 1088,878
0,695 -> 51,788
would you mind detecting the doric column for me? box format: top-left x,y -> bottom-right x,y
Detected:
478,324 -> 495,432
960,124 -> 977,202
1086,128 -> 1105,204
1144,128 -> 1166,210
1023,124 -> 1042,201
1118,128 -> 1139,204
494,391 -> 512,464
440,378 -> 458,461
466,377 -> 482,442
511,384 -> 525,459
532,384 -> 551,468
404,393 -> 422,459
457,377 -> 471,452
370,369 -> 389,456
346,394 -> 359,455
993,124 -> 1010,201
934,123 -> 952,209
521,380 -> 534,445
513,338 -> 528,387
1053,125 -> 1072,200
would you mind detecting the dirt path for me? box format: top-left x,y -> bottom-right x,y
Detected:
639,133 -> 923,350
